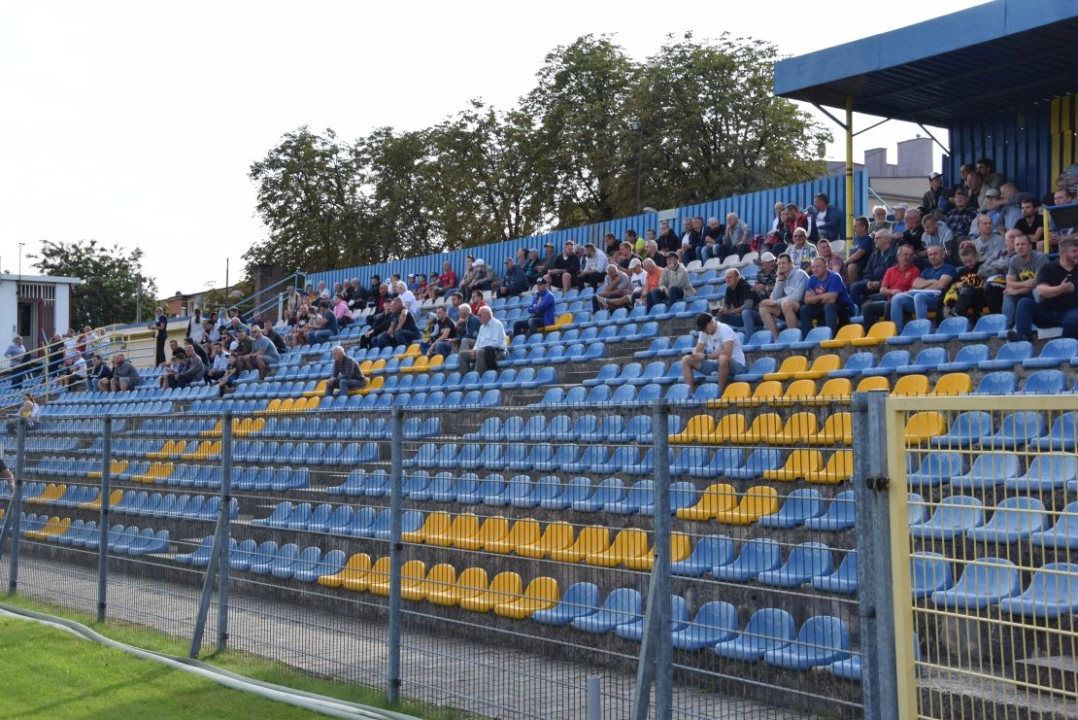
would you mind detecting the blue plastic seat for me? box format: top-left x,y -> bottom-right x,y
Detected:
571,477 -> 625,512
862,350 -> 910,377
967,496 -> 1048,544
887,318 -> 932,345
812,551 -> 858,595
757,542 -> 834,588
605,479 -> 652,514
740,330 -> 774,353
656,335 -> 694,358
958,313 -> 1006,341
922,315 -> 970,343
532,582 -> 601,626
975,371 -> 1017,395
932,557 -> 1021,609
790,326 -> 832,350
910,552 -> 953,599
827,351 -> 875,379
671,601 -> 740,651
930,411 -> 992,448
909,495 -> 984,540
979,340 -> 1033,371
1032,412 -> 1078,452
572,588 -> 642,634
997,563 -> 1078,619
725,449 -> 782,480
760,328 -> 802,352
979,412 -> 1043,449
803,490 -> 856,532
950,453 -> 1019,489
937,343 -> 988,372
712,538 -> 782,582
615,596 -> 689,641
734,356 -> 777,383
764,616 -> 850,671
714,608 -> 796,662
907,452 -> 965,488
634,337 -> 670,360
1008,453 -> 1078,492
1022,369 -> 1067,394
898,347 -> 948,375
1029,501 -> 1078,550
759,488 -> 826,529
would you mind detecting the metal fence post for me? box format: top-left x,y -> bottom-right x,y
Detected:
587,676 -> 602,720
632,399 -> 672,720
97,417 -> 113,622
852,391 -> 899,720
216,413 -> 233,652
5,418 -> 26,592
190,411 -> 231,659
386,406 -> 405,704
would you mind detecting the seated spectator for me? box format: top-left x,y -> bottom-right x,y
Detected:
1014,197 -> 1045,248
468,289 -> 487,316
90,355 -> 113,392
627,258 -> 646,303
965,213 -> 1006,265
324,345 -> 367,397
577,243 -> 609,289
755,253 -> 809,340
752,252 -> 779,298
592,264 -> 632,313
698,216 -> 727,263
817,238 -> 848,286
205,343 -> 230,385
891,204 -> 908,235
996,183 -> 1022,233
1002,231 -> 1048,327
430,262 -> 458,300
613,241 -> 635,270
427,305 -> 457,357
169,348 -> 205,389
920,172 -> 947,217
646,252 -> 695,311
852,230 -> 900,315
785,228 -> 818,271
681,313 -> 747,394
945,188 -> 978,242
844,216 -> 873,282
230,327 -> 254,369
641,239 -> 663,266
284,286 -> 303,315
977,157 -> 1004,190
770,201 -> 786,233
944,245 -> 986,320
1009,236 -> 1078,342
394,281 -> 419,316
1048,187 -> 1078,251
372,297 -> 420,350
638,258 -> 662,306
632,229 -> 649,255
332,294 -> 353,328
344,277 -> 370,310
522,248 -> 541,284
717,269 -> 759,329
894,208 -> 926,261
6,393 -> 40,438
514,277 -> 556,337
458,306 -> 507,374
237,325 -> 279,380
921,213 -> 955,263
57,355 -> 88,392
679,216 -> 705,263
889,245 -> 956,330
966,168 -> 988,209
405,272 -> 422,294
215,352 -> 240,396
602,231 -> 620,257
493,257 -> 529,299
454,303 -> 481,354
445,292 -> 464,322
723,212 -> 753,258
812,192 -> 843,241
532,243 -> 557,280
868,205 -> 892,234
466,258 -> 495,298
307,299 -> 340,345
799,256 -> 856,335
546,240 -> 580,293
859,243 -> 919,329
262,321 -> 287,355
656,219 -> 680,253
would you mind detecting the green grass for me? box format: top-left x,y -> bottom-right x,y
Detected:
0,594 -> 469,719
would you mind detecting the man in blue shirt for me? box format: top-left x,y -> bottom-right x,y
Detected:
843,216 -> 874,282
799,257 -> 856,336
513,277 -> 556,337
812,193 -> 843,242
889,245 -> 956,330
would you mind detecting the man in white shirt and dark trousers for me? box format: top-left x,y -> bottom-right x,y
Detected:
681,313 -> 747,394
459,306 -> 507,374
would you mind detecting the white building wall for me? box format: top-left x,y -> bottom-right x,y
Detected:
0,279 -> 18,342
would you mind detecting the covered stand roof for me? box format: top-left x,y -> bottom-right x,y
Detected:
773,0 -> 1078,125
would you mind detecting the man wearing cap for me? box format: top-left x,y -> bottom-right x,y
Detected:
647,252 -> 695,311
513,277 -> 556,337
799,257 -> 856,336
681,313 -> 746,394
844,216 -> 874,283
753,253 -> 778,297
493,257 -> 529,299
546,240 -> 580,293
577,243 -> 609,290
533,243 -> 557,280
627,258 -> 647,303
459,306 -> 507,374
593,264 -> 632,313
945,188 -> 979,241
460,257 -> 494,299
920,172 -> 948,217
522,248 -> 541,284
1009,236 -> 1078,342
758,253 -> 810,340
325,345 -> 367,397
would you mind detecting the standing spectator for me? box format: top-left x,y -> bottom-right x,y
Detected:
717,269 -> 759,329
681,313 -> 747,394
186,308 -> 204,345
757,253 -> 810,340
1002,232 -> 1049,328
150,307 -> 168,366
109,354 -> 141,391
799,257 -> 856,336
514,277 -> 556,337
458,307 -> 507,374
647,252 -> 695,311
5,336 -> 27,389
324,346 -> 367,397
889,245 -> 956,330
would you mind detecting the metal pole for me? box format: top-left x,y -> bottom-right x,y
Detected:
852,391 -> 899,720
632,399 -> 672,720
6,418 -> 26,592
216,412 -> 233,652
97,417 -> 113,622
386,406 -> 405,704
845,96 -> 855,240
587,676 -> 602,720
636,126 -> 643,213
190,411 -> 231,659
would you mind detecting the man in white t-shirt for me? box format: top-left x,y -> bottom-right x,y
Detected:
681,313 -> 747,394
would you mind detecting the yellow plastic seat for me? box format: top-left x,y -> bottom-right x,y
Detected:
369,358 -> 387,373
427,354 -> 445,370
849,321 -> 896,347
428,566 -> 487,607
25,516 -> 69,540
811,377 -> 852,405
542,313 -> 573,333
764,356 -> 809,382
88,460 -> 128,480
304,380 -> 328,398
400,355 -> 430,374
304,396 -> 321,411
775,379 -> 818,406
234,419 -> 255,438
745,380 -> 782,407
319,553 -> 371,589
277,399 -> 297,414
905,411 -> 948,445
494,577 -> 560,619
344,555 -> 388,593
931,372 -> 972,396
81,488 -> 123,510
404,511 -> 451,544
892,374 -> 929,397
763,450 -> 823,481
584,529 -> 649,568
248,418 -> 266,435
792,354 -> 841,380
395,344 -> 422,361
676,483 -> 736,521
24,484 -> 56,506
706,381 -> 750,408
486,519 -> 539,555
819,324 -> 865,348
623,533 -> 692,571
359,360 -> 374,375
184,440 -> 219,460
811,412 -> 853,446
806,451 -> 854,484
353,375 -> 383,396
133,462 -> 173,484
147,440 -> 175,459
455,516 -> 506,551
707,414 -> 747,444
669,415 -> 716,444
715,486 -> 779,525
429,513 -> 479,548
770,412 -> 820,445
855,376 -> 890,394
404,563 -> 455,603
549,525 -> 609,564
259,399 -> 282,415
200,420 -> 223,438
740,413 -> 784,444
370,559 -> 424,597
460,571 -> 522,613
516,522 -> 573,559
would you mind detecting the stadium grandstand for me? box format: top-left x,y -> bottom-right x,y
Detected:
2,1 -> 1078,718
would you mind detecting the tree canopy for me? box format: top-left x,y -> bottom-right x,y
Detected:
247,33 -> 830,275
30,239 -> 158,329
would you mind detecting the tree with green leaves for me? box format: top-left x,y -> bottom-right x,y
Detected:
29,239 -> 157,328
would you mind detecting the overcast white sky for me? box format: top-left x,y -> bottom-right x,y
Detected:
0,0 -> 987,297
